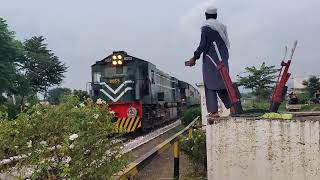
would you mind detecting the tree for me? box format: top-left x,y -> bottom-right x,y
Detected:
0,18 -> 33,115
237,62 -> 279,100
0,18 -> 19,99
73,89 -> 90,102
22,36 -> 67,99
48,87 -> 72,104
303,76 -> 320,98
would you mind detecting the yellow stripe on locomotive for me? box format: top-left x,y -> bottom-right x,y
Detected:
116,117 -> 141,132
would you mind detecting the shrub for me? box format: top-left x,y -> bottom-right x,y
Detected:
0,96 -> 127,179
181,106 -> 201,126
301,104 -> 320,111
0,105 -> 8,120
4,101 -> 21,119
181,129 -> 206,174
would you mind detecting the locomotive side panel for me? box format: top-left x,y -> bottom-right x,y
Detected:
149,64 -> 176,104
187,84 -> 201,106
140,63 -> 180,131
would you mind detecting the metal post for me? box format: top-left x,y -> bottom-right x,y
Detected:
173,139 -> 180,179
188,128 -> 193,138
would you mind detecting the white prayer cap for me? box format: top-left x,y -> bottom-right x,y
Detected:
205,6 -> 217,14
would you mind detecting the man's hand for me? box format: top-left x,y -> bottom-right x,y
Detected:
185,57 -> 196,67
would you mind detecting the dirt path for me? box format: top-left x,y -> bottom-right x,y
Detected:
133,147 -> 205,180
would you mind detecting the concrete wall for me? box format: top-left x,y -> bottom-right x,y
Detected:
206,118 -> 320,180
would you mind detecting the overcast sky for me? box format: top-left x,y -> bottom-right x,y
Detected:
1,0 -> 319,90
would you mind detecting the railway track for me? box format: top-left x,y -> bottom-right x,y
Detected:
112,119 -> 181,146
122,120 -> 181,154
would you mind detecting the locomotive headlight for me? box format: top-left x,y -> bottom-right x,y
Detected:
112,61 -> 117,65
112,55 -> 117,60
117,60 -> 123,65
117,55 -> 122,59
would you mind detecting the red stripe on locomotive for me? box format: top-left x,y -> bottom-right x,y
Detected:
108,101 -> 142,118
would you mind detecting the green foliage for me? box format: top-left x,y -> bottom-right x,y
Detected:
181,129 -> 206,174
242,99 -> 286,112
242,99 -> 270,110
303,76 -> 320,98
241,92 -> 253,99
296,90 -> 310,104
0,18 -> 68,119
48,88 -> 72,104
237,62 -> 278,100
301,104 -> 320,111
3,101 -> 20,119
22,36 -> 67,98
0,96 -> 6,105
73,90 -> 90,102
181,106 -> 201,126
48,89 -> 90,105
0,96 -> 128,179
0,17 -> 20,95
0,94 -> 39,120
0,105 -> 8,120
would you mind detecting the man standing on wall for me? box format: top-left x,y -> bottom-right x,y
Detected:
185,6 -> 231,118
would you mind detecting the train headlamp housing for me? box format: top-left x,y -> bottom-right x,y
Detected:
111,51 -> 125,66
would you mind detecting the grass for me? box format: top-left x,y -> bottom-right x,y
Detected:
242,99 -> 320,112
300,104 -> 320,111
242,99 -> 287,112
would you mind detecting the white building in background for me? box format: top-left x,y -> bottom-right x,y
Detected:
292,75 -> 320,89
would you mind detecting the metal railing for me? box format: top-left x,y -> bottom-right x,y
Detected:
112,116 -> 200,180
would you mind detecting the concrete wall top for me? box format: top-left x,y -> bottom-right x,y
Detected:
206,117 -> 320,180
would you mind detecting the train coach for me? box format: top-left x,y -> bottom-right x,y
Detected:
90,51 -> 200,132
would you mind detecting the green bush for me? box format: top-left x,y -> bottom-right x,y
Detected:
242,99 -> 270,110
181,129 -> 206,174
0,94 -> 39,120
181,106 -> 201,126
4,101 -> 21,119
297,91 -> 310,104
242,99 -> 288,112
301,104 -> 320,111
0,105 -> 8,120
0,96 -> 127,179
